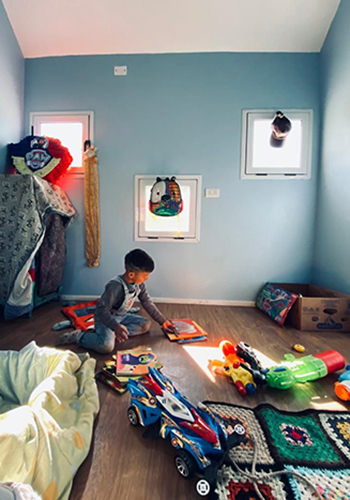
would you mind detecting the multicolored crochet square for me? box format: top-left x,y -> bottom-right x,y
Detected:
205,402 -> 350,500
285,466 -> 350,500
319,412 -> 350,461
257,406 -> 344,467
209,403 -> 274,465
216,465 -> 288,500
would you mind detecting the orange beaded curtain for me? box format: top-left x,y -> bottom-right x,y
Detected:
84,143 -> 100,267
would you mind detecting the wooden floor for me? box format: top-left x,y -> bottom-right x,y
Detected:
0,302 -> 349,500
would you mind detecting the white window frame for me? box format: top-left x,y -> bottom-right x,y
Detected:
134,175 -> 202,242
241,109 -> 313,179
29,111 -> 94,177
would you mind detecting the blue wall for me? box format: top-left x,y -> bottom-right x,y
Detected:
0,0 -> 24,171
25,53 -> 320,301
313,0 -> 350,293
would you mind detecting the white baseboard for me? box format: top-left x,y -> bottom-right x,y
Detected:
60,294 -> 254,307
153,297 -> 255,307
60,295 -> 100,302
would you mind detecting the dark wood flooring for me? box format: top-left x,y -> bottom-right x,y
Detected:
0,302 -> 349,500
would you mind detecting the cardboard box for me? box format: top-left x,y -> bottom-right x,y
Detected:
275,283 -> 350,332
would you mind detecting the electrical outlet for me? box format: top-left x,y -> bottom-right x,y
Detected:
205,188 -> 220,198
114,65 -> 127,76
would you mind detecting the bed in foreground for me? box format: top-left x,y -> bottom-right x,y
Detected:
0,342 -> 99,500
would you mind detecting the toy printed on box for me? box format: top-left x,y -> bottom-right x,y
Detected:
8,135 -> 73,184
149,176 -> 183,216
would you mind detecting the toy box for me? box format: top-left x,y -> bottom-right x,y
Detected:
274,283 -> 350,332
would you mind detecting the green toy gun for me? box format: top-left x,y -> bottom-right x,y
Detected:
266,350 -> 345,390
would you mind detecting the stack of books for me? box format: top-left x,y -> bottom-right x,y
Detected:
96,347 -> 162,394
163,318 -> 208,344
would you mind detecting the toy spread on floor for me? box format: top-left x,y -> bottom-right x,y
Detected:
209,339 -> 346,399
52,300 -> 349,498
127,367 -> 247,497
125,361 -> 350,498
105,328 -> 348,498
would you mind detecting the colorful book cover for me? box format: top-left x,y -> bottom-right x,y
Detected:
102,359 -> 145,384
164,319 -> 208,342
115,347 -> 162,376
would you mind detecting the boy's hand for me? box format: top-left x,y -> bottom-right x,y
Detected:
113,324 -> 129,343
162,320 -> 179,335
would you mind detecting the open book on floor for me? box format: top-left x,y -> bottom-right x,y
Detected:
163,318 -> 208,343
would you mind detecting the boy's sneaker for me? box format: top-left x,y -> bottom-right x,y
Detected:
55,329 -> 82,346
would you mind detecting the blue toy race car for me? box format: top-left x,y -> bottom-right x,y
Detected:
127,367 -> 246,497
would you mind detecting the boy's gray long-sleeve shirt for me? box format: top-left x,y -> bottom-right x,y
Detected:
95,277 -> 166,330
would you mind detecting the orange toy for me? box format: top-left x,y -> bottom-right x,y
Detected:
62,300 -> 97,331
210,340 -> 243,375
210,341 -> 256,395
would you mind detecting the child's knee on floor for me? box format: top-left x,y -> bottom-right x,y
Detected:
96,338 -> 115,354
141,318 -> 152,334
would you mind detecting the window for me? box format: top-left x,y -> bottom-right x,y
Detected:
135,175 -> 202,242
30,111 -> 94,176
241,109 -> 313,179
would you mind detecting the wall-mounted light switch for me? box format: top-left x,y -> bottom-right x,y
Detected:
205,188 -> 220,198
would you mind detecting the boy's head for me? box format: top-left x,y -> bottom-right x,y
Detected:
124,249 -> 155,285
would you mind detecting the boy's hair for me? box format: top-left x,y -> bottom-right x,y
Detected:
125,249 -> 155,273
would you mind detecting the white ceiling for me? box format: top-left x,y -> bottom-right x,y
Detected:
3,0 -> 341,59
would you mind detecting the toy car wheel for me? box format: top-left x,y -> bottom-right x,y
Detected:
174,450 -> 196,479
196,479 -> 211,497
233,424 -> 245,436
127,406 -> 139,426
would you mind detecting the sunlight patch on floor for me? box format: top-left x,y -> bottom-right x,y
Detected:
182,346 -> 224,383
310,395 -> 347,411
182,345 -> 279,383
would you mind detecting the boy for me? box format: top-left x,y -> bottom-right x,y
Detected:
57,249 -> 175,353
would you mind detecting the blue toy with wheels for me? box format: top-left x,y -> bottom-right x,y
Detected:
127,367 -> 246,497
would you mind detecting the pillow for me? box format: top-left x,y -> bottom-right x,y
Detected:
256,282 -> 298,326
8,135 -> 73,184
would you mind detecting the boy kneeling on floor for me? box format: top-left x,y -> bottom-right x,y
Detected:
57,249 -> 175,353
